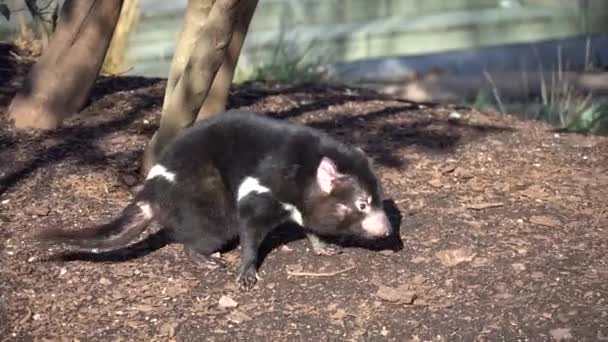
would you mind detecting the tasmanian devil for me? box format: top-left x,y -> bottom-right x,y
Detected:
35,110 -> 393,290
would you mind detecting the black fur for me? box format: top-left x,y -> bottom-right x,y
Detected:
35,110 -> 391,290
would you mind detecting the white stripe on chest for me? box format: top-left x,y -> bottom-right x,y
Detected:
146,164 -> 176,182
236,176 -> 303,226
237,177 -> 270,200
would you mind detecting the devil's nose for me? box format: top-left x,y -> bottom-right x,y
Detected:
362,209 -> 392,237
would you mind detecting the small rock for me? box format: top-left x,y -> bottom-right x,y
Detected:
1,199 -> 9,205
218,295 -> 238,309
448,111 -> 462,121
99,277 -> 112,286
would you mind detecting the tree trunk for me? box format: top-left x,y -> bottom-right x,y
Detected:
8,0 -> 124,130
141,0 -> 258,174
196,0 -> 258,122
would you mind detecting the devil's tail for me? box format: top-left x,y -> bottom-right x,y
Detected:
34,193 -> 156,252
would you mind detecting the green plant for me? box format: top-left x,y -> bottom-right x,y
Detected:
237,5 -> 327,84
245,35 -> 323,83
533,42 -> 608,135
562,100 -> 608,135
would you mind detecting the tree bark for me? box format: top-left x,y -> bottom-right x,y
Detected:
196,0 -> 258,122
8,0 -> 124,130
141,0 -> 258,174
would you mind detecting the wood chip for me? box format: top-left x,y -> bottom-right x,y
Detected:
529,215 -> 562,228
218,295 -> 238,309
375,285 -> 417,305
226,310 -> 252,324
435,247 -> 476,267
428,179 -> 443,188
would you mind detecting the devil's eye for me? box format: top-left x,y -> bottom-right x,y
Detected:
356,200 -> 367,211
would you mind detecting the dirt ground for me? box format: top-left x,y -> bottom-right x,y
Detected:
1,44 -> 608,342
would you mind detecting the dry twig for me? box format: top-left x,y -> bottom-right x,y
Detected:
286,265 -> 356,277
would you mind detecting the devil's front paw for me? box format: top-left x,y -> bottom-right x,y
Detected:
237,268 -> 259,291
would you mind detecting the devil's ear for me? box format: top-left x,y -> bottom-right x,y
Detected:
316,157 -> 339,194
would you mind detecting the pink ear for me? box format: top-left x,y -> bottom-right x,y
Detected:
316,157 -> 338,193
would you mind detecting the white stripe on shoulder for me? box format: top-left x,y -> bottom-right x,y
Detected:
237,177 -> 270,201
146,164 -> 176,182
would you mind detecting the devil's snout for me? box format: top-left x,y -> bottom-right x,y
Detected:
361,209 -> 392,237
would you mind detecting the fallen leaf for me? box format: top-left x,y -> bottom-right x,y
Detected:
550,328 -> 573,341
435,247 -> 475,267
376,285 -> 417,304
218,295 -> 238,309
226,310 -> 252,324
530,215 -> 562,228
